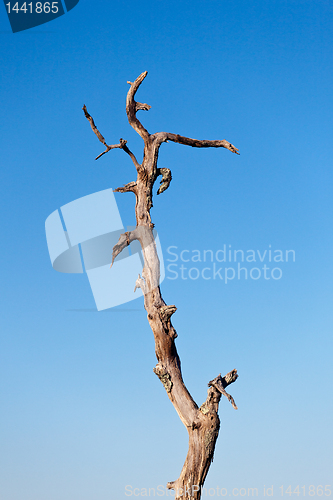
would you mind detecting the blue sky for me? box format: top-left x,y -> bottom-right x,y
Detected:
1,0 -> 332,499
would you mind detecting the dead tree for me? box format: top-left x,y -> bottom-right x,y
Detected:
83,71 -> 239,500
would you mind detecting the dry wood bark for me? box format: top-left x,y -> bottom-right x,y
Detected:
83,71 -> 239,500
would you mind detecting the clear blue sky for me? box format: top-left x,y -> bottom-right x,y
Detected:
1,1 -> 332,499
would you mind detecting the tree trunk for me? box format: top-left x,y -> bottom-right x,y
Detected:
83,71 -> 239,500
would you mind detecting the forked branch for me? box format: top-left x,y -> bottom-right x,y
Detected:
82,105 -> 141,169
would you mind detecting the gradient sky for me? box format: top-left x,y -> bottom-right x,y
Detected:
1,1 -> 332,499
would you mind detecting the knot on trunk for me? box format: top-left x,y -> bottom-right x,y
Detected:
153,363 -> 173,393
159,305 -> 178,338
159,305 -> 177,321
199,403 -> 210,415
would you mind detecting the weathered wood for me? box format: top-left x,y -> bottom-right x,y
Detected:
83,71 -> 239,500
153,131 -> 239,155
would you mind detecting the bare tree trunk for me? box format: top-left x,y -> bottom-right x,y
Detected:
83,71 -> 239,500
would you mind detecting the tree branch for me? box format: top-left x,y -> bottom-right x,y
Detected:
126,71 -> 151,142
114,181 -> 137,194
110,229 -> 138,267
82,104 -> 121,159
82,105 -> 142,168
136,102 -> 152,112
134,274 -> 148,294
157,168 -> 172,195
120,141 -> 142,172
207,371 -> 238,410
153,131 -> 239,154
82,104 -> 108,147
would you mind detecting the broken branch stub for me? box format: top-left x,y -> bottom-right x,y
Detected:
110,230 -> 137,267
157,168 -> 172,195
208,372 -> 239,410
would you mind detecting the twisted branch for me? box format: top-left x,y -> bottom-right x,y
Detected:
126,71 -> 151,142
153,131 -> 239,154
82,105 -> 141,168
157,168 -> 172,195
208,371 -> 238,410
